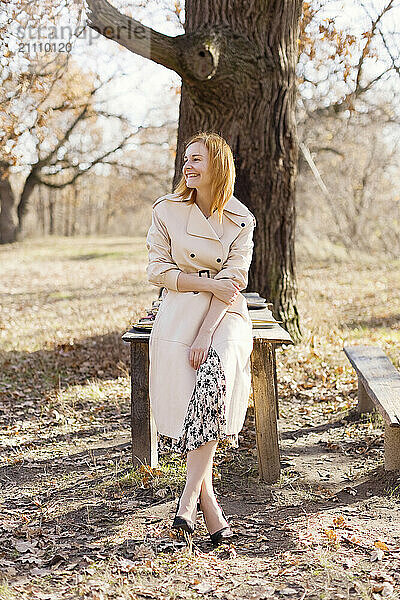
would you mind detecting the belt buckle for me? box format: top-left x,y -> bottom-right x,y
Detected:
198,269 -> 210,278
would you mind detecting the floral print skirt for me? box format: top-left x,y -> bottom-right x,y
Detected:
159,346 -> 238,454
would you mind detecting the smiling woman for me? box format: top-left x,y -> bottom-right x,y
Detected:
146,131 -> 256,546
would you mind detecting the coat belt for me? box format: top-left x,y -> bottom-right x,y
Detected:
185,269 -> 218,278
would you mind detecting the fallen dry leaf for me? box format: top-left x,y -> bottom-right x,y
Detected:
14,539 -> 38,553
192,581 -> 214,594
281,588 -> 298,596
374,540 -> 389,552
371,582 -> 394,597
370,549 -> 384,562
333,515 -> 345,527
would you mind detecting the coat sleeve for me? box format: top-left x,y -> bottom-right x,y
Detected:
145,207 -> 182,291
213,214 -> 256,291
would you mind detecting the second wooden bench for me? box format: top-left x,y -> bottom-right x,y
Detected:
343,345 -> 400,471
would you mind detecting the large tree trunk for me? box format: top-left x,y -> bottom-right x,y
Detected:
0,162 -> 18,244
71,186 -> 78,236
0,165 -> 39,243
49,194 -> 55,235
38,186 -> 46,235
172,2 -> 302,339
17,171 -> 37,234
86,0 -> 303,339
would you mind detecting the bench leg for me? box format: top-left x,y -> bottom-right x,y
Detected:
384,425 -> 400,471
130,341 -> 158,468
272,346 -> 279,419
357,379 -> 374,414
250,339 -> 280,483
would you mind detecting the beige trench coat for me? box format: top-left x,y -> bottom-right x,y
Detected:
146,191 -> 256,439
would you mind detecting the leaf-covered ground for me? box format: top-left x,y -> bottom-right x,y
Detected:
1,236 -> 400,600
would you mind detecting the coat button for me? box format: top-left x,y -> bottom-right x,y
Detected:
216,258 -> 221,263
241,222 -> 245,227
190,253 -> 195,258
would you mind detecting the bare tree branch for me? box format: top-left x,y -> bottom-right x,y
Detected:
299,141 -> 353,248
35,130 -> 137,187
36,104 -> 90,169
85,0 -> 184,75
300,0 -> 400,122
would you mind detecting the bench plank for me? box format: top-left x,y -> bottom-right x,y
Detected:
343,346 -> 400,427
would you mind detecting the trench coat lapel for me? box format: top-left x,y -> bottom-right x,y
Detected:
187,202 -> 223,240
167,191 -> 248,240
223,195 -> 249,227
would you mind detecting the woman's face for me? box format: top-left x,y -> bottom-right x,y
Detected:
182,141 -> 212,190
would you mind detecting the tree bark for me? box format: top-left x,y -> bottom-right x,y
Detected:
71,186 -> 78,236
49,194 -> 55,235
0,165 -> 39,243
38,186 -> 46,235
64,188 -> 71,236
16,171 -> 37,234
0,162 -> 18,244
86,0 -> 303,339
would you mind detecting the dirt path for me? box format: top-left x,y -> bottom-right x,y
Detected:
1,238 -> 399,600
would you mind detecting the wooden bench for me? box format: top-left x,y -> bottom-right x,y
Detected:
343,345 -> 400,470
122,305 -> 293,483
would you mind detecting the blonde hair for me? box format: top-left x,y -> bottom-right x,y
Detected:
173,131 -> 236,223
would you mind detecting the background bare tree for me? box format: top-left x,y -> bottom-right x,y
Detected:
0,49 -> 173,243
296,111 -> 400,258
22,122 -> 177,238
295,1 -> 400,257
0,0 -> 180,244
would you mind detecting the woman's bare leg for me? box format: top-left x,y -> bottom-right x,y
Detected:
177,440 -> 218,523
177,439 -> 230,535
199,457 -> 229,535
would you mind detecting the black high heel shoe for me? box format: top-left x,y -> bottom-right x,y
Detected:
172,494 -> 196,534
210,525 -> 234,547
198,495 -> 234,546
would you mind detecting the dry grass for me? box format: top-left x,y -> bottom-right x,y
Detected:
1,235 -> 400,600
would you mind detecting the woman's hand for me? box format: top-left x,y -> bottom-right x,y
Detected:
211,279 -> 241,304
189,330 -> 212,370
